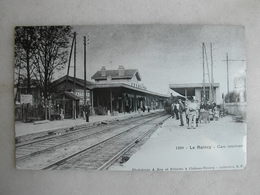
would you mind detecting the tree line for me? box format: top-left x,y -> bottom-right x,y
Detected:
15,26 -> 73,119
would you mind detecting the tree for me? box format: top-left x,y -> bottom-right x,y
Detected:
15,27 -> 38,94
33,26 -> 72,119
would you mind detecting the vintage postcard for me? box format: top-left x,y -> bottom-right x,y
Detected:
14,24 -> 246,171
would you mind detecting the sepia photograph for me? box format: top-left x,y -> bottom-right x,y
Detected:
14,24 -> 247,171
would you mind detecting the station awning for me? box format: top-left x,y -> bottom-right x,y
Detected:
64,91 -> 80,100
92,82 -> 170,98
169,83 -> 220,89
53,91 -> 80,100
169,89 -> 185,98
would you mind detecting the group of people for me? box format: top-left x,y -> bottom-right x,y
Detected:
171,97 -> 220,129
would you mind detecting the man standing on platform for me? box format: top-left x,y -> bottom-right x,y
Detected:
85,101 -> 90,122
125,95 -> 130,113
171,103 -> 175,118
187,97 -> 197,129
173,102 -> 179,120
178,99 -> 184,126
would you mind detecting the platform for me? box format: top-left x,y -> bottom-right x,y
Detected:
15,109 -> 163,138
110,115 -> 247,171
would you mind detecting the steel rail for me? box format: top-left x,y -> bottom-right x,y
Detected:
98,115 -> 170,170
16,112 -> 159,148
16,113 -> 162,162
41,113 -> 167,170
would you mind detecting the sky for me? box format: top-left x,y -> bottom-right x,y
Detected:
56,24 -> 246,95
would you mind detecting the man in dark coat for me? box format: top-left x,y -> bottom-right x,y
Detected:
85,102 -> 90,122
178,99 -> 185,126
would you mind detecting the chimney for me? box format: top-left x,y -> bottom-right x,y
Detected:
101,66 -> 106,77
118,65 -> 125,76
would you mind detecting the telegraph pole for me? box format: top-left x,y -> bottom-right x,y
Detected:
226,53 -> 230,98
202,42 -> 206,102
73,32 -> 77,119
84,34 -> 90,121
65,34 -> 75,91
73,32 -> 77,94
202,42 -> 212,102
210,43 -> 214,101
64,32 -> 76,118
83,36 -> 86,109
204,43 -> 212,102
222,53 -> 246,103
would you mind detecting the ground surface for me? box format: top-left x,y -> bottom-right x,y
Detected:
111,116 -> 246,171
15,110 -> 162,137
15,112 -> 168,170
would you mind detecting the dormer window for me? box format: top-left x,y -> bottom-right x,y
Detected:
118,65 -> 125,76
101,66 -> 106,77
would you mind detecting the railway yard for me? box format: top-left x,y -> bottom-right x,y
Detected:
15,110 -> 246,171
16,111 -> 169,170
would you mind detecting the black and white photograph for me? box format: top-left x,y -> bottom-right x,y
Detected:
14,24 -> 247,171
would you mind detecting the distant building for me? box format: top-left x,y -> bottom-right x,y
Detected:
51,75 -> 94,119
169,83 -> 221,104
234,73 -> 246,102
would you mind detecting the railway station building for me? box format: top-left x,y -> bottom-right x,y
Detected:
91,66 -> 169,115
169,83 -> 221,104
49,66 -> 169,118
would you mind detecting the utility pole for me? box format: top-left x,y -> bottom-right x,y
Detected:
83,36 -> 86,109
204,43 -> 211,102
73,32 -> 77,94
84,34 -> 91,120
73,32 -> 77,119
202,42 -> 212,102
210,42 -> 214,102
222,53 -> 246,103
65,34 -> 75,91
64,32 -> 76,118
226,53 -> 229,99
202,42 -> 205,102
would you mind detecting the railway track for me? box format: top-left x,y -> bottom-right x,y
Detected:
16,112 -> 160,160
44,114 -> 170,170
98,116 -> 169,170
16,112 -> 159,148
16,112 -> 168,170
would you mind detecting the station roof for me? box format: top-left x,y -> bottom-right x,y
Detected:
52,91 -> 80,100
51,75 -> 94,89
51,75 -> 169,98
91,69 -> 141,81
169,83 -> 220,89
92,82 -> 169,98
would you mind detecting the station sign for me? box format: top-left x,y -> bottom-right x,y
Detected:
74,89 -> 90,105
20,94 -> 33,104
